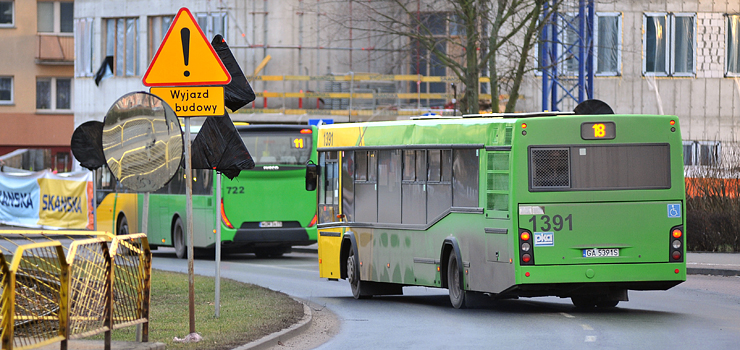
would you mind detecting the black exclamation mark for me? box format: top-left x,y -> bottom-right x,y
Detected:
181,28 -> 190,77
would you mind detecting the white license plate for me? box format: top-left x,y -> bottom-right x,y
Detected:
582,248 -> 619,257
259,221 -> 283,228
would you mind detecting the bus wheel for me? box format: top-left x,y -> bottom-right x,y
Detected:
173,218 -> 186,259
117,216 -> 129,236
571,296 -> 597,309
347,248 -> 371,299
447,253 -> 467,309
597,300 -> 619,308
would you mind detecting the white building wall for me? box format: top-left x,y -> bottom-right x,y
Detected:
518,0 -> 740,145
73,0 -> 384,129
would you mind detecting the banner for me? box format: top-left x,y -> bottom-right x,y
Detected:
0,170 -> 93,229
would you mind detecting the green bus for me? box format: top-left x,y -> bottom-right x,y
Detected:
316,112 -> 686,308
97,124 -> 319,258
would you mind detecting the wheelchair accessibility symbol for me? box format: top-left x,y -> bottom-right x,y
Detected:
667,204 -> 681,218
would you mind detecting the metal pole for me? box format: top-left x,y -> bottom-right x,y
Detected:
92,168 -> 97,231
185,117 -> 196,334
215,171 -> 222,318
349,71 -> 354,122
136,191 -> 149,341
578,0 -> 586,103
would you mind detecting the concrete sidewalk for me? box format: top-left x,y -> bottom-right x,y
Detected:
686,252 -> 740,276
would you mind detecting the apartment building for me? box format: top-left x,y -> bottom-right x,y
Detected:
519,0 -> 740,167
0,0 -> 75,171
71,0 -> 740,169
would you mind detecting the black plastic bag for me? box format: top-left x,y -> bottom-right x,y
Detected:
191,114 -> 254,179
70,121 -> 106,170
211,35 -> 255,112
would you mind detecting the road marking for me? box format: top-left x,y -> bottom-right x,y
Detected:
585,336 -> 597,342
581,324 -> 593,330
560,312 -> 575,318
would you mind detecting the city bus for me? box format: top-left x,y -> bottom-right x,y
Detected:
315,112 -> 686,308
96,124 -> 319,258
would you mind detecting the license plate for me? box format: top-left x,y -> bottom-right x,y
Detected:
259,221 -> 283,228
582,248 -> 619,257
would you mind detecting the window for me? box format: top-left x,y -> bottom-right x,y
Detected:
75,18 -> 94,76
148,15 -> 174,63
530,145 -> 671,191
0,1 -> 13,26
106,17 -> 140,77
595,13 -> 621,76
683,141 -> 721,166
727,15 -> 740,76
410,12 -> 449,101
36,77 -> 71,111
0,77 -> 12,104
643,13 -> 695,76
37,1 -> 73,33
319,151 -> 339,224
196,12 -> 227,41
536,13 -> 622,76
452,149 -> 479,207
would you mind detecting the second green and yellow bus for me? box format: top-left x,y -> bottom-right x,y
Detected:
97,124 -> 319,258
316,111 -> 686,308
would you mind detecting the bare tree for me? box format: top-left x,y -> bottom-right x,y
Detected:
318,0 -> 557,114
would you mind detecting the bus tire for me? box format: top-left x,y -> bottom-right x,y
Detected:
173,218 -> 186,259
447,252 -> 467,309
571,296 -> 597,309
117,215 -> 129,236
597,300 -> 619,308
347,248 -> 371,299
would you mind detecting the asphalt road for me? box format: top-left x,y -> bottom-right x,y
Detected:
151,249 -> 740,350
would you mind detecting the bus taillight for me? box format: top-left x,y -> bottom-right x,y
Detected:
309,214 -> 318,227
669,225 -> 683,262
300,129 -> 312,134
221,198 -> 234,229
519,228 -> 534,265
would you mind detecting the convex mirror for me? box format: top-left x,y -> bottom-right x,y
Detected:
102,92 -> 183,192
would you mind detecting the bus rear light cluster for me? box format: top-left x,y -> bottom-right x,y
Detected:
519,228 -> 534,265
309,214 -> 318,227
221,198 -> 234,229
669,225 -> 684,262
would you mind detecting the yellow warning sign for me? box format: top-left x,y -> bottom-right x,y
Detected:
142,7 -> 231,87
150,86 -> 225,116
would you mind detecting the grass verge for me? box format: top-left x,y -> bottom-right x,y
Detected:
98,269 -> 304,350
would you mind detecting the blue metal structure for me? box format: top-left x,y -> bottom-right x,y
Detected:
541,0 -> 595,111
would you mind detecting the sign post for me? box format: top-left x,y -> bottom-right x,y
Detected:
142,7 -> 232,333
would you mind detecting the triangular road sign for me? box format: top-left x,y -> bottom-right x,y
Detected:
143,8 -> 231,87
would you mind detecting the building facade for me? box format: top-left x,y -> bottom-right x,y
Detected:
519,0 -> 740,167
0,0 -> 75,171
71,0 -> 740,169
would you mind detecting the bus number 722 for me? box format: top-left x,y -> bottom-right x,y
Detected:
226,186 -> 245,194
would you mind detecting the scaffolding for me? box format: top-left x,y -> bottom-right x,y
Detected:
540,0 -> 595,112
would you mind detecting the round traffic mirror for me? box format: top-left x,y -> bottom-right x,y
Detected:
102,92 -> 183,192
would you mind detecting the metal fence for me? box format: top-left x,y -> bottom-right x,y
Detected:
0,231 -> 151,350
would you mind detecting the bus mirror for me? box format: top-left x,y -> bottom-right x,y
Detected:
305,163 -> 321,191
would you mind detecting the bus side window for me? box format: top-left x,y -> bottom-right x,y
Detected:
342,151 -> 354,222
319,151 -> 339,223
452,149 -> 479,208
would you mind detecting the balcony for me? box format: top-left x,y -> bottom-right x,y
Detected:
36,33 -> 74,64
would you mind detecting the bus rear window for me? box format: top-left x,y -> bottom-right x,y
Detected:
529,144 -> 670,191
240,132 -> 312,166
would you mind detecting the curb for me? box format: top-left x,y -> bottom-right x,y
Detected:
232,298 -> 313,350
686,267 -> 740,277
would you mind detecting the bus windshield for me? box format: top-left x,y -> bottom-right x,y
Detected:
240,131 -> 312,166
